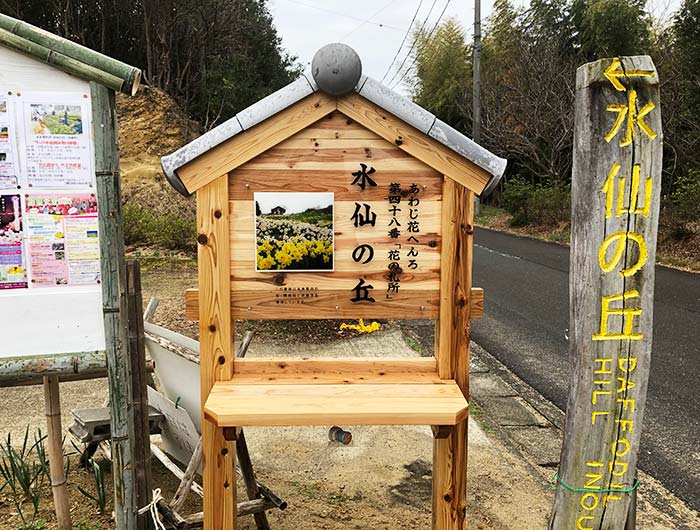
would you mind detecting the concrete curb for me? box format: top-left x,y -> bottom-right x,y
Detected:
469,340 -> 700,529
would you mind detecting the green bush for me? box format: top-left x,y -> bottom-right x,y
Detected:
669,171 -> 700,223
502,177 -> 570,226
123,203 -> 197,251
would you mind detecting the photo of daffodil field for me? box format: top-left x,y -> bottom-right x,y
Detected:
255,192 -> 334,272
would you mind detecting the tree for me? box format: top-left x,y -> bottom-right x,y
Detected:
0,0 -> 300,128
570,0 -> 651,60
411,18 -> 472,132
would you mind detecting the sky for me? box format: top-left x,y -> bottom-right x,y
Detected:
256,192 -> 334,215
268,0 -> 682,95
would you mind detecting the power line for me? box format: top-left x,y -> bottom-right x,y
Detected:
385,0 -> 440,88
390,0 -> 452,90
280,0 -> 403,32
380,0 -> 425,84
341,0 -> 401,40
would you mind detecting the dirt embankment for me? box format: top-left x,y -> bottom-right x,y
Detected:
116,86 -> 200,182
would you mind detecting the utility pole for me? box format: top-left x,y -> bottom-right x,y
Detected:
473,0 -> 482,212
472,0 -> 481,145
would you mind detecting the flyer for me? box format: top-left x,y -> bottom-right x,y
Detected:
25,193 -> 100,286
21,96 -> 93,188
0,193 -> 27,289
0,96 -> 19,189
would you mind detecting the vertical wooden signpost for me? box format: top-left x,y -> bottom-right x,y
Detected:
551,56 -> 662,529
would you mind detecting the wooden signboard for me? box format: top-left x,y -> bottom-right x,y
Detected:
188,111 -> 443,320
167,43 -> 506,530
551,56 -> 662,529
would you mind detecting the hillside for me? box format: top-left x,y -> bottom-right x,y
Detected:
116,86 -> 201,181
115,86 -> 201,251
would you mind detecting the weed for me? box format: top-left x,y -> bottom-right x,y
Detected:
291,480 -> 319,501
75,520 -> 102,530
403,333 -> 423,354
18,520 -> 47,530
77,459 -> 107,514
0,428 -> 50,527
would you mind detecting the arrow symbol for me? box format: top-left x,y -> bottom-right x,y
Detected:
604,57 -> 655,91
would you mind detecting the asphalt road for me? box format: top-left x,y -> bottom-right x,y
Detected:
471,227 -> 700,512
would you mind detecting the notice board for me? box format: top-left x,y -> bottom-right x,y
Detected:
0,45 -> 105,357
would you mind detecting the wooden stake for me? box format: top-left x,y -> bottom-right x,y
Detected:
433,178 -> 473,530
43,375 -> 72,530
551,56 -> 662,530
235,429 -> 270,530
170,438 -> 204,511
126,260 -> 154,530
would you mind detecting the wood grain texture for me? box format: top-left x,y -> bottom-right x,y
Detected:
337,93 -> 491,194
185,287 -> 482,320
226,111 -> 443,320
551,56 -> 662,530
125,261 -> 153,530
204,381 -> 469,426
433,178 -> 474,530
230,357 -> 443,384
179,93 -> 336,193
197,176 -> 236,530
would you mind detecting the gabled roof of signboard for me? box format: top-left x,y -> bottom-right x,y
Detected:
0,14 -> 141,96
161,43 -> 507,198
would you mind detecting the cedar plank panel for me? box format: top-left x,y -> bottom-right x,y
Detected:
233,357 -> 438,374
204,382 -> 469,426
184,287 -> 484,320
228,111 -> 443,320
337,93 -> 491,195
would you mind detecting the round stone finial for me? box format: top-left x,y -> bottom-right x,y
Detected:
311,43 -> 362,96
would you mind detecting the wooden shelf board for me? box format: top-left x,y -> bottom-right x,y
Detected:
204,380 -> 468,427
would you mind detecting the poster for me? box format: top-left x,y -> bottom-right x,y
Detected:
0,95 -> 19,189
21,95 -> 93,188
0,193 -> 27,289
25,193 -> 100,286
255,192 -> 334,272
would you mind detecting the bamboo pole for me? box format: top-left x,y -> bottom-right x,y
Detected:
0,14 -> 140,95
0,28 -> 131,95
92,81 -> 136,530
0,351 -> 105,387
0,354 -> 154,388
43,375 -> 72,530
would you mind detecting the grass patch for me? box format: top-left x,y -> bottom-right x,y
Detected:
475,205 -> 509,229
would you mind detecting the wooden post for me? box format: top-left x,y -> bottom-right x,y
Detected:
433,178 -> 473,530
91,81 -> 136,530
197,175 -> 236,530
43,375 -> 72,530
550,56 -> 662,529
126,260 -> 153,530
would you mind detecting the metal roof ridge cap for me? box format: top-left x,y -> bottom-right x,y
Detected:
161,114 -> 245,196
235,76 -> 315,130
428,118 -> 507,179
301,71 -> 318,92
356,75 -> 435,134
